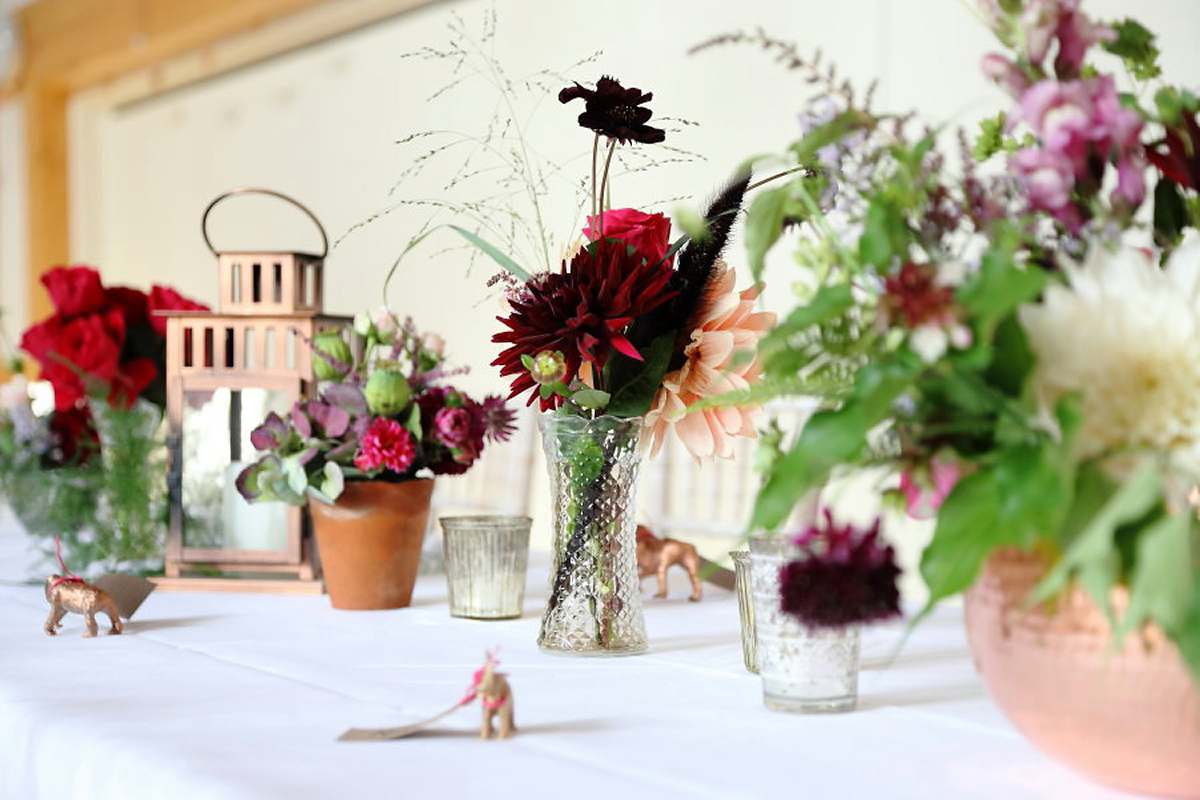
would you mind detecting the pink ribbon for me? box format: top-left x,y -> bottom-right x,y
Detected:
48,536 -> 85,591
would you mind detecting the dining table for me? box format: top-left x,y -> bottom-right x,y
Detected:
0,510 -> 1153,800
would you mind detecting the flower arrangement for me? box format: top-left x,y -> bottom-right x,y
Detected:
778,510 -> 901,630
235,309 -> 516,506
711,0 -> 1200,682
0,265 -> 208,571
490,74 -> 775,456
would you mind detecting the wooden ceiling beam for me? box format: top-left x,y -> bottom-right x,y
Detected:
7,0 -> 431,328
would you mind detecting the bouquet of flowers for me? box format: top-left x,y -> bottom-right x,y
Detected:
235,309 -> 516,505
718,0 -> 1200,681
480,75 -> 775,650
0,265 -> 208,572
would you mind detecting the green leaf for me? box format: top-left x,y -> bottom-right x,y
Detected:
1115,510 -> 1192,641
958,231 -> 1048,333
570,388 -> 610,410
919,468 -> 1007,607
1169,574 -> 1200,685
1029,459 -> 1162,612
760,284 -> 854,347
749,355 -> 921,531
744,186 -> 789,281
603,332 -> 675,418
858,196 -> 908,269
983,312 -> 1036,397
448,225 -> 530,282
1101,19 -> 1161,80
1153,178 -> 1188,252
788,110 -> 872,164
401,403 -> 422,440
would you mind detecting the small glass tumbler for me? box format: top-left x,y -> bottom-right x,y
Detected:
729,550 -> 758,673
749,535 -> 861,713
439,515 -> 532,619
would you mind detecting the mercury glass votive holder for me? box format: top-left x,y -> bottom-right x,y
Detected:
749,535 -> 861,713
439,515 -> 532,620
729,550 -> 758,673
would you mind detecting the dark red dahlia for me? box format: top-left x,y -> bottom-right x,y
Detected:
559,76 -> 666,145
778,510 -> 902,629
492,238 -> 676,410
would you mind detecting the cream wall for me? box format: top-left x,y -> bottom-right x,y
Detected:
1,0 -> 1198,596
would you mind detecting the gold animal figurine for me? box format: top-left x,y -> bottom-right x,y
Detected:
469,651 -> 515,739
44,575 -> 122,638
636,525 -> 703,602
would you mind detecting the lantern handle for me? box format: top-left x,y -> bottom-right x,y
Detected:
201,188 -> 329,260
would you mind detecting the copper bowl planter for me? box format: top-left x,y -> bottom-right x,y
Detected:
964,548 -> 1200,798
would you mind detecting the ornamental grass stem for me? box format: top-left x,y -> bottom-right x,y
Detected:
599,139 -> 618,218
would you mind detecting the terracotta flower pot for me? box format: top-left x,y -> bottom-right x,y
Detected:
308,479 -> 433,610
964,548 -> 1200,798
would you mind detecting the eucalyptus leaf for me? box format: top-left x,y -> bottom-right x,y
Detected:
571,388 -> 611,410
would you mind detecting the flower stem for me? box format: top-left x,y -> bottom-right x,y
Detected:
591,133 -> 600,224
598,138 -> 618,221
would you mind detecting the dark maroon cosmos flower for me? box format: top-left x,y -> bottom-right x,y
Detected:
492,238 -> 676,410
1146,111 -> 1200,192
559,76 -> 666,145
778,510 -> 902,629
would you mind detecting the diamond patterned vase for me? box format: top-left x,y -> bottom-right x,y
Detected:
536,413 -> 647,656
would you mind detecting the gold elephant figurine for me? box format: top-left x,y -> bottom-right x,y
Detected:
44,575 -> 123,638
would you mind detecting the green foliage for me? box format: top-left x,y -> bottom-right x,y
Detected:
1101,19 -> 1162,81
972,112 -> 1009,160
3,401 -> 167,574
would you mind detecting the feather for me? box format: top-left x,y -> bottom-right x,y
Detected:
629,169 -> 752,352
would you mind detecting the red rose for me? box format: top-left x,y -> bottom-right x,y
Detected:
24,310 -> 125,411
104,286 -> 150,328
583,208 -> 672,265
41,266 -> 108,318
148,285 -> 209,336
108,357 -> 158,409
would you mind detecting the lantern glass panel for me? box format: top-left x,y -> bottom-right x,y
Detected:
180,387 -> 292,552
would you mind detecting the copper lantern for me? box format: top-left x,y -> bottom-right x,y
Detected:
160,188 -> 349,589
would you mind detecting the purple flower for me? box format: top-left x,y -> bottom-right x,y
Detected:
479,395 -> 517,443
778,510 -> 902,629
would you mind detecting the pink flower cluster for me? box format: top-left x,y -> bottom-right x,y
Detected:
1011,76 -> 1145,230
978,0 -> 1145,232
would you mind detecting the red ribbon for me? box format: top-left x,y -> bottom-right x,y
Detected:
48,536 -> 85,591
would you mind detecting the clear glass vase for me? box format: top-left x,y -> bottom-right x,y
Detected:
537,413 -> 647,655
749,535 -> 861,712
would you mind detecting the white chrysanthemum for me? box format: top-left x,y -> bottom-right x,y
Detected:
1018,236 -> 1200,480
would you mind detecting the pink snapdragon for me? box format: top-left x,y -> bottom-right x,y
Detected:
1010,75 -> 1146,227
1017,0 -> 1114,77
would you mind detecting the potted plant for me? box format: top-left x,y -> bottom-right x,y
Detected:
708,0 -> 1200,794
235,310 -> 516,609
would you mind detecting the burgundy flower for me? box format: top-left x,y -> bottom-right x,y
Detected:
559,76 -> 666,145
45,404 -> 101,467
479,395 -> 517,442
353,417 -> 416,474
878,262 -> 956,330
433,406 -> 472,447
20,309 -> 126,411
492,238 -> 676,409
778,510 -> 902,629
1147,111 -> 1200,192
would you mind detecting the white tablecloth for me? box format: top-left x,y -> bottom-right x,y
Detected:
0,516 -> 1150,800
